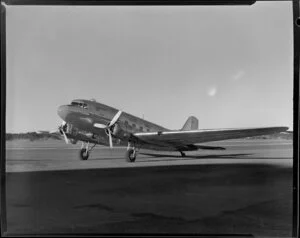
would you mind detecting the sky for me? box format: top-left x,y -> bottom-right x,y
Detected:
5,2 -> 293,133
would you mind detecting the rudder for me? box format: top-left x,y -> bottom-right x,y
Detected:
181,116 -> 198,131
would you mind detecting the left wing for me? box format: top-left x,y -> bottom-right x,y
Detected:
133,127 -> 288,149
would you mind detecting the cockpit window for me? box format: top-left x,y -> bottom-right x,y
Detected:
71,102 -> 80,106
71,101 -> 88,109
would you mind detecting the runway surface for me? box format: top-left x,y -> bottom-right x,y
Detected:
6,139 -> 292,172
5,139 -> 293,236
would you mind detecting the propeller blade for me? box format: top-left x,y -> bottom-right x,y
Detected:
108,130 -> 113,148
94,111 -> 121,148
94,123 -> 107,129
59,121 -> 69,144
62,130 -> 69,144
94,111 -> 122,130
109,110 -> 122,127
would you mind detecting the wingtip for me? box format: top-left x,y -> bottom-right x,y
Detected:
270,126 -> 289,132
280,127 -> 289,132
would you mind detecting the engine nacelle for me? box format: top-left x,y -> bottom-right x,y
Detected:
62,122 -> 127,146
69,138 -> 78,144
110,123 -> 130,140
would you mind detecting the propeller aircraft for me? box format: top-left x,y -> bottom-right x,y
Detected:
56,99 -> 289,162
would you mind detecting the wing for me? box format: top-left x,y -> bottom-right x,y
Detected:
134,127 -> 288,150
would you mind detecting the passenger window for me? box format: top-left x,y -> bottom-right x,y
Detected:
140,126 -> 143,132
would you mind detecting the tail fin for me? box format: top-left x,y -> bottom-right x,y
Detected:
181,116 -> 198,131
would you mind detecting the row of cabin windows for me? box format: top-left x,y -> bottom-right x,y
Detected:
124,121 -> 150,132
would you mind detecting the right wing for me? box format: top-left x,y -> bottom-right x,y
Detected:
133,127 -> 289,150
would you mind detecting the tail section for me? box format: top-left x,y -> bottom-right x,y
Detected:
181,116 -> 198,131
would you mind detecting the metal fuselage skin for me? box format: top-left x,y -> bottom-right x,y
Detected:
57,99 -> 172,150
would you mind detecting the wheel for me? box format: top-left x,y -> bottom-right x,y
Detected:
125,149 -> 136,162
80,148 -> 89,160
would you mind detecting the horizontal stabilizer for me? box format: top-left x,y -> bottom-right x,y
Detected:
182,116 -> 198,131
196,145 -> 226,150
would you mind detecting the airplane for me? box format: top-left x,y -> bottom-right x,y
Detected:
56,99 -> 289,162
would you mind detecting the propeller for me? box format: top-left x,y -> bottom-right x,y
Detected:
36,121 -> 71,144
94,110 -> 122,148
58,121 -> 69,144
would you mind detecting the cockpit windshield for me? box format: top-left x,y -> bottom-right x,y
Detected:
71,101 -> 88,109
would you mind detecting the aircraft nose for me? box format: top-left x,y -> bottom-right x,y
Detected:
57,105 -> 69,121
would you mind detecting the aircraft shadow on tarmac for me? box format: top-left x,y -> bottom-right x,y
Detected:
135,153 -> 254,163
92,152 -> 289,162
135,153 -> 292,162
91,153 -> 253,161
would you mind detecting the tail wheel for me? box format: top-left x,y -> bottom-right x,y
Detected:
126,148 -> 136,162
80,148 -> 89,160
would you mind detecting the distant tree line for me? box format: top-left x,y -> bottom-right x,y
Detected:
6,132 -> 62,141
245,132 -> 293,140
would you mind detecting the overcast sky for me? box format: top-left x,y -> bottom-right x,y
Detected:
6,2 -> 293,133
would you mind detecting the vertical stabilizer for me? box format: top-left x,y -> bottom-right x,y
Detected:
181,116 -> 198,131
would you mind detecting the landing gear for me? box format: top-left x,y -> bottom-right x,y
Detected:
126,142 -> 138,162
79,142 -> 96,160
180,151 -> 186,157
125,148 -> 136,162
80,148 -> 89,160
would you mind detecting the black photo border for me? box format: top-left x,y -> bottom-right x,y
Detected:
0,0 -> 298,237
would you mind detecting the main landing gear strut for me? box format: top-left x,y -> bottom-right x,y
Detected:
125,142 -> 138,162
80,142 -> 96,160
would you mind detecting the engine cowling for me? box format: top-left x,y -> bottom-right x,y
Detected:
69,138 -> 78,144
108,123 -> 130,140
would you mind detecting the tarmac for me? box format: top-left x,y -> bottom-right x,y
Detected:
4,139 -> 293,236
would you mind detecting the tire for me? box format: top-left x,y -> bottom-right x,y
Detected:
125,149 -> 136,162
80,148 -> 89,160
